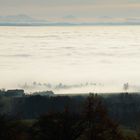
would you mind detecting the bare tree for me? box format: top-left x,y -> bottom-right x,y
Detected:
123,83 -> 129,92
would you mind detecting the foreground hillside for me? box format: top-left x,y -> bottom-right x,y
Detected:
1,92 -> 140,139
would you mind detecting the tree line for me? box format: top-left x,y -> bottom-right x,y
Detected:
0,94 -> 140,140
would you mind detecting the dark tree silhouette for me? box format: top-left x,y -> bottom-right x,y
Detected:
31,109 -> 84,140
82,93 -> 123,140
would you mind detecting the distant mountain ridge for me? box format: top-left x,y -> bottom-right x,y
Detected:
0,14 -> 140,26
0,14 -> 46,25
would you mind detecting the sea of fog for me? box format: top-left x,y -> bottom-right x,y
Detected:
0,26 -> 140,93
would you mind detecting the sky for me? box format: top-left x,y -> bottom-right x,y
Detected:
0,0 -> 140,21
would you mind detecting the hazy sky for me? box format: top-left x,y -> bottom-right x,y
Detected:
0,0 -> 140,19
